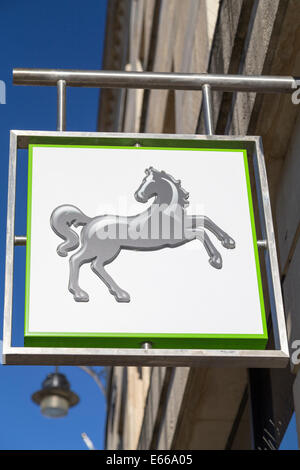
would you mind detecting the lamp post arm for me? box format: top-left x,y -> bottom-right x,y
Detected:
78,366 -> 106,398
81,432 -> 96,450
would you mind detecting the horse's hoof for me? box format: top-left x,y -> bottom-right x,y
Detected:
114,290 -> 130,303
73,291 -> 89,302
209,255 -> 222,269
222,237 -> 235,249
57,247 -> 68,257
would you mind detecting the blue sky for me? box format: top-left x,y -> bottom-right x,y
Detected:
0,0 -> 108,450
0,0 -> 298,452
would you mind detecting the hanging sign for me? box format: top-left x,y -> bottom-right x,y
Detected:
24,143 -> 267,349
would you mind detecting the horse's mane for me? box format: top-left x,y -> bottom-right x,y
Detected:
148,167 -> 190,207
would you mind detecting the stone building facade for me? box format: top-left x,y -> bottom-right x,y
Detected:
98,0 -> 300,449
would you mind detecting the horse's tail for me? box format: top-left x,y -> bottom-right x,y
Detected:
50,204 -> 92,257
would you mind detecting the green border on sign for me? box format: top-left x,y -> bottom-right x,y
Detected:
24,144 -> 268,349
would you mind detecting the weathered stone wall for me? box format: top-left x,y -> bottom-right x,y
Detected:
204,0 -> 300,448
103,0 -> 300,450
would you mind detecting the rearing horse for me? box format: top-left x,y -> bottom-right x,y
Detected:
50,167 -> 235,303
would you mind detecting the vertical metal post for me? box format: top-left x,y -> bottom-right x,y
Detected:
202,84 -> 214,135
254,139 -> 288,353
57,79 -> 66,131
3,132 -> 17,350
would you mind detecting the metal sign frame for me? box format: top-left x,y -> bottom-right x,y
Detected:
2,129 -> 289,367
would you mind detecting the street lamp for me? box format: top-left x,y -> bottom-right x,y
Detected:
31,368 -> 79,418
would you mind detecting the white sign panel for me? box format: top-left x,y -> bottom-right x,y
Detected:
25,144 -> 267,349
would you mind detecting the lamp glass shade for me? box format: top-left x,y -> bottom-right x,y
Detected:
40,395 -> 69,418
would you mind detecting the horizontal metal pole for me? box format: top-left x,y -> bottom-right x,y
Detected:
14,236 -> 26,246
11,129 -> 261,150
13,69 -> 298,93
257,239 -> 267,248
2,346 -> 289,368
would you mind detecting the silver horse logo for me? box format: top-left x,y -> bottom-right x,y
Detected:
50,167 -> 235,303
